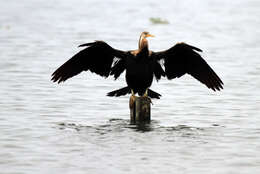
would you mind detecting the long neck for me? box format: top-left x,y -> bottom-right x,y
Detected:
138,36 -> 148,51
137,36 -> 149,59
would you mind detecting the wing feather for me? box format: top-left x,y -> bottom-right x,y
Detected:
153,43 -> 223,91
51,41 -> 127,83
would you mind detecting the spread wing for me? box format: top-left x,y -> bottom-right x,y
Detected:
51,41 -> 127,83
152,43 -> 223,91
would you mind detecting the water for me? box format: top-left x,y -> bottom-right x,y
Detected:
1,0 -> 260,173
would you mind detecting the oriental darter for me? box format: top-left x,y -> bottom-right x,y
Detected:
51,32 -> 223,106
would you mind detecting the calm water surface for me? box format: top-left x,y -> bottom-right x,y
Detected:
0,0 -> 260,173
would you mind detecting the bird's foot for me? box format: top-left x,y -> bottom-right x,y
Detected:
142,89 -> 153,105
143,89 -> 148,97
145,97 -> 153,105
129,95 -> 136,109
142,94 -> 153,105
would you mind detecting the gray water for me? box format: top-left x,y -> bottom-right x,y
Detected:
1,0 -> 260,173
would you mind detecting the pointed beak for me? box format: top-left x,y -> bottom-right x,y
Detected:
147,34 -> 155,38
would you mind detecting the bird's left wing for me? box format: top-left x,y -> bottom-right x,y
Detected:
51,41 -> 127,83
152,43 -> 223,91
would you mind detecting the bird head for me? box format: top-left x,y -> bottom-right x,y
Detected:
139,32 -> 155,49
141,31 -> 155,38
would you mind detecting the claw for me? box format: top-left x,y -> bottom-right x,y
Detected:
142,89 -> 152,104
145,96 -> 153,105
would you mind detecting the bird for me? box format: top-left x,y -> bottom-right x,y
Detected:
51,31 -> 223,106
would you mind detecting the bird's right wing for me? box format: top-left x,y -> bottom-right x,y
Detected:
152,43 -> 223,91
51,41 -> 127,83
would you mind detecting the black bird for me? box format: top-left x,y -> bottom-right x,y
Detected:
51,31 -> 223,104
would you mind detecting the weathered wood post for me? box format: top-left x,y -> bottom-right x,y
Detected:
130,96 -> 151,124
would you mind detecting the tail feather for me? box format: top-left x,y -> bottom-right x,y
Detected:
107,87 -> 161,99
107,87 -> 131,97
148,89 -> 161,99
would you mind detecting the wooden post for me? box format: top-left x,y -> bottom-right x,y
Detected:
130,96 -> 151,124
